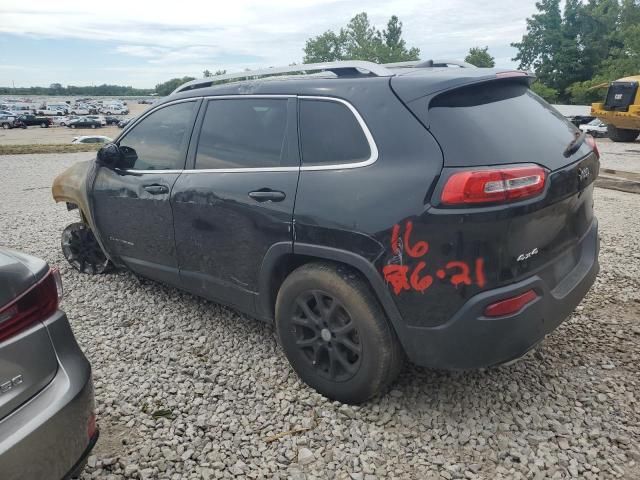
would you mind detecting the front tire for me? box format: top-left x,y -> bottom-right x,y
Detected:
61,222 -> 111,274
607,124 -> 640,142
91,124 -> 96,129
276,263 -> 403,404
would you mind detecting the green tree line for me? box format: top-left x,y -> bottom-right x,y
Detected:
512,0 -> 640,103
0,83 -> 154,96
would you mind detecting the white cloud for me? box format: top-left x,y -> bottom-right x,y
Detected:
0,0 -> 538,86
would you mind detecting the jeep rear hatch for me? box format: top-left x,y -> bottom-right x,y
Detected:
388,74 -> 599,327
392,75 -> 593,170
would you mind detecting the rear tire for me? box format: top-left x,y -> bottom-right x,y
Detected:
607,124 -> 640,142
276,262 -> 404,404
61,222 -> 111,274
2,123 -> 9,129
40,122 -> 47,128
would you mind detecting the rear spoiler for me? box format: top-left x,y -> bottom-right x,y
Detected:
390,69 -> 536,129
391,69 -> 535,104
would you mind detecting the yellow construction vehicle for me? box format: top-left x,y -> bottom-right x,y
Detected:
591,75 -> 640,142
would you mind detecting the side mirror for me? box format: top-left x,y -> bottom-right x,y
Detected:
96,143 -> 122,168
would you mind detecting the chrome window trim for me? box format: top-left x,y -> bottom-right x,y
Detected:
120,169 -> 184,174
297,95 -> 378,171
119,94 -> 378,174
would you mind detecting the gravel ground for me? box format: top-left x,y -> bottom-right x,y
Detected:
1,152 -> 639,480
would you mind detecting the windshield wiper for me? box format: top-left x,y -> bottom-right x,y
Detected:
564,131 -> 587,158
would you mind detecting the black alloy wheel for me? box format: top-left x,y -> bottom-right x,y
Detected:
61,222 -> 111,274
291,290 -> 362,382
276,262 -> 404,404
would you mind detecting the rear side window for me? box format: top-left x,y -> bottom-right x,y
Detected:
299,99 -> 371,166
119,101 -> 196,170
428,82 -> 589,167
195,98 -> 288,169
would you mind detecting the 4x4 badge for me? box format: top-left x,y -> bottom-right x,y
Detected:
517,248 -> 539,262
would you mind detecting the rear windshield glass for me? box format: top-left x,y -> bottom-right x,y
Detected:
428,82 -> 590,167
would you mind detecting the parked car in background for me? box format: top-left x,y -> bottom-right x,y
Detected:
100,105 -> 128,115
68,117 -> 102,129
117,117 -> 133,128
86,115 -> 107,126
0,247 -> 97,479
52,116 -> 74,127
36,107 -> 65,116
51,60 -> 600,404
6,104 -> 36,114
71,135 -> 113,144
15,114 -> 51,128
569,115 -> 595,127
69,106 -> 90,115
104,116 -> 120,126
579,119 -> 608,138
0,115 -> 17,129
46,103 -> 70,115
137,99 -> 153,104
0,110 -> 16,120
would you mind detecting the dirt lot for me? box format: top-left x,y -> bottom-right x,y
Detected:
0,146 -> 639,479
0,103 -> 149,145
596,139 -> 640,174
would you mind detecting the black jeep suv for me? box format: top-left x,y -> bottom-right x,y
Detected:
52,60 -> 600,404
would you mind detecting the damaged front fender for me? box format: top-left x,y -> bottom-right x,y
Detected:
51,160 -> 95,228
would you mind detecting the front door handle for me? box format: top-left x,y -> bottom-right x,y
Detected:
248,189 -> 286,202
143,184 -> 169,195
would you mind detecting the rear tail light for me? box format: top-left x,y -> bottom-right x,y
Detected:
484,289 -> 538,317
441,165 -> 547,205
585,135 -> 599,158
0,268 -> 61,343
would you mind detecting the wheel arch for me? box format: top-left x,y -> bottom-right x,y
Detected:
258,243 -> 407,345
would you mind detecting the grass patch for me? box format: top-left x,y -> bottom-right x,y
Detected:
0,144 -> 101,155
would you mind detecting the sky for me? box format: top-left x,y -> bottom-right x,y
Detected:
0,0 -> 539,88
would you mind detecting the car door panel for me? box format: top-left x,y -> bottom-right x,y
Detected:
92,169 -> 182,284
91,99 -> 200,285
172,96 -> 299,314
172,171 -> 297,311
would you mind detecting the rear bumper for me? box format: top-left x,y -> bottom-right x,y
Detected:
403,219 -> 600,369
0,311 -> 96,480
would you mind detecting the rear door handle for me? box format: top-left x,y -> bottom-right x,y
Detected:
248,189 -> 286,202
143,184 -> 169,195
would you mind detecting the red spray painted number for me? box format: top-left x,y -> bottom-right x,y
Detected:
383,221 -> 486,295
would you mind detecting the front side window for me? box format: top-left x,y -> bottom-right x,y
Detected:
195,98 -> 288,169
119,101 -> 196,170
299,99 -> 371,166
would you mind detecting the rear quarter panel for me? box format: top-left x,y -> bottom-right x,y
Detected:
293,81 -> 444,322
